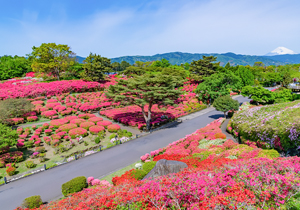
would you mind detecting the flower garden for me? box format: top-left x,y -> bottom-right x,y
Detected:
0,75 -> 210,180
16,118 -> 300,209
228,101 -> 300,152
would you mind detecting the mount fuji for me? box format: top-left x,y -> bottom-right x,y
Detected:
265,47 -> 297,56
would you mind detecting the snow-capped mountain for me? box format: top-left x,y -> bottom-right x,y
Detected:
265,47 -> 297,56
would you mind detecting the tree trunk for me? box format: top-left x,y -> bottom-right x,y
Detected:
224,112 -> 227,119
140,102 -> 152,131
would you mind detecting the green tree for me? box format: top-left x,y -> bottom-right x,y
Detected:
112,62 -> 121,72
278,66 -> 292,86
0,98 -> 34,124
236,66 -> 254,86
190,56 -> 220,79
120,60 -> 130,71
106,74 -> 182,130
123,66 -> 145,76
81,53 -> 112,81
151,58 -> 171,68
195,71 -> 242,104
225,62 -> 231,69
31,43 -> 75,80
0,55 -> 32,80
213,95 -> 239,118
241,86 -> 275,105
0,123 -> 18,151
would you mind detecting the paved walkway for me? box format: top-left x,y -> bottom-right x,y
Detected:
1,96 -> 250,210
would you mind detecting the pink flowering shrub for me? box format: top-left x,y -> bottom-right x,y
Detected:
50,119 -> 68,128
140,153 -> 150,162
97,120 -> 112,128
89,126 -> 105,134
70,119 -> 86,126
69,128 -> 88,139
59,124 -> 78,132
41,110 -> 57,119
88,117 -> 103,123
107,124 -> 121,132
80,122 -> 95,129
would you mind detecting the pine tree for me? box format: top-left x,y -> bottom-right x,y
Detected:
106,74 -> 182,130
190,56 -> 220,79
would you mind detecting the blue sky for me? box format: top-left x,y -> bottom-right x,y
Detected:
0,0 -> 299,58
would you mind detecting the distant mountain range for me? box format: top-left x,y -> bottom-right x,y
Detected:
76,50 -> 300,67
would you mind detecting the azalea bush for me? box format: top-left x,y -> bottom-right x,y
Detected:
18,118 -> 300,209
230,101 -> 300,151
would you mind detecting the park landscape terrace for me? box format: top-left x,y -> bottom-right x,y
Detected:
0,43 -> 300,209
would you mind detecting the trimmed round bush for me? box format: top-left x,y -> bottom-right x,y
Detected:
61,176 -> 87,196
97,120 -> 112,128
89,125 -> 105,134
59,124 -> 78,132
80,122 -> 95,129
22,195 -> 43,209
69,128 -> 88,139
88,117 -> 103,123
107,124 -> 121,132
50,119 -> 68,128
25,160 -> 36,169
70,119 -> 86,126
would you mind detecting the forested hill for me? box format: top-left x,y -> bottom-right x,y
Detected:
108,52 -> 299,66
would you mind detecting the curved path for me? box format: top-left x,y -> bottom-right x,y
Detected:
0,96 -> 250,210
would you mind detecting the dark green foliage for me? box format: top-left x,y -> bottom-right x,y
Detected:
236,66 -> 254,86
213,95 -> 239,118
0,98 -> 34,124
278,65 -> 293,86
190,56 -> 220,79
0,55 -> 32,80
0,123 -> 18,151
286,193 -> 300,210
120,61 -> 131,71
22,195 -> 43,209
61,176 -> 87,196
106,74 -> 182,130
274,89 -> 293,103
94,137 -> 100,144
195,71 -> 242,103
161,66 -> 188,80
241,86 -> 275,105
81,53 -> 112,81
131,169 -> 147,180
151,58 -> 171,68
123,66 -> 145,76
142,161 -> 157,174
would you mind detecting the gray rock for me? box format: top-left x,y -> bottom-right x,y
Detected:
142,159 -> 188,180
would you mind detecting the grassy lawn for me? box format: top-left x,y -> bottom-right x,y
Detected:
99,160 -> 141,184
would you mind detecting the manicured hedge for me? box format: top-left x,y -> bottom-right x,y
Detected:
61,176 -> 87,196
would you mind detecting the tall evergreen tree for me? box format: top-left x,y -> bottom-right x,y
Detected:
81,53 -> 112,81
237,66 -> 254,86
190,55 -> 220,79
106,74 -> 182,130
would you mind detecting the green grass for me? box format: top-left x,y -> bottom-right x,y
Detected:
99,160 -> 141,184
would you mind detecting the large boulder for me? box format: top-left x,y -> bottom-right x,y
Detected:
142,159 -> 188,180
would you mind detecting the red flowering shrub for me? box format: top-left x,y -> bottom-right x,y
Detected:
0,151 -> 23,163
89,125 -> 105,134
97,120 -> 112,128
80,122 -> 95,129
69,128 -> 88,139
6,166 -> 16,176
59,124 -> 78,132
214,132 -> 226,139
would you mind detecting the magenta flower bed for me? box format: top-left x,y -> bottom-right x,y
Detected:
0,79 -> 101,100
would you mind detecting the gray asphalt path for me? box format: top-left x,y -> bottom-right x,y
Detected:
0,96 -> 250,210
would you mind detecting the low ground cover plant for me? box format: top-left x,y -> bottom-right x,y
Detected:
229,101 -> 300,152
